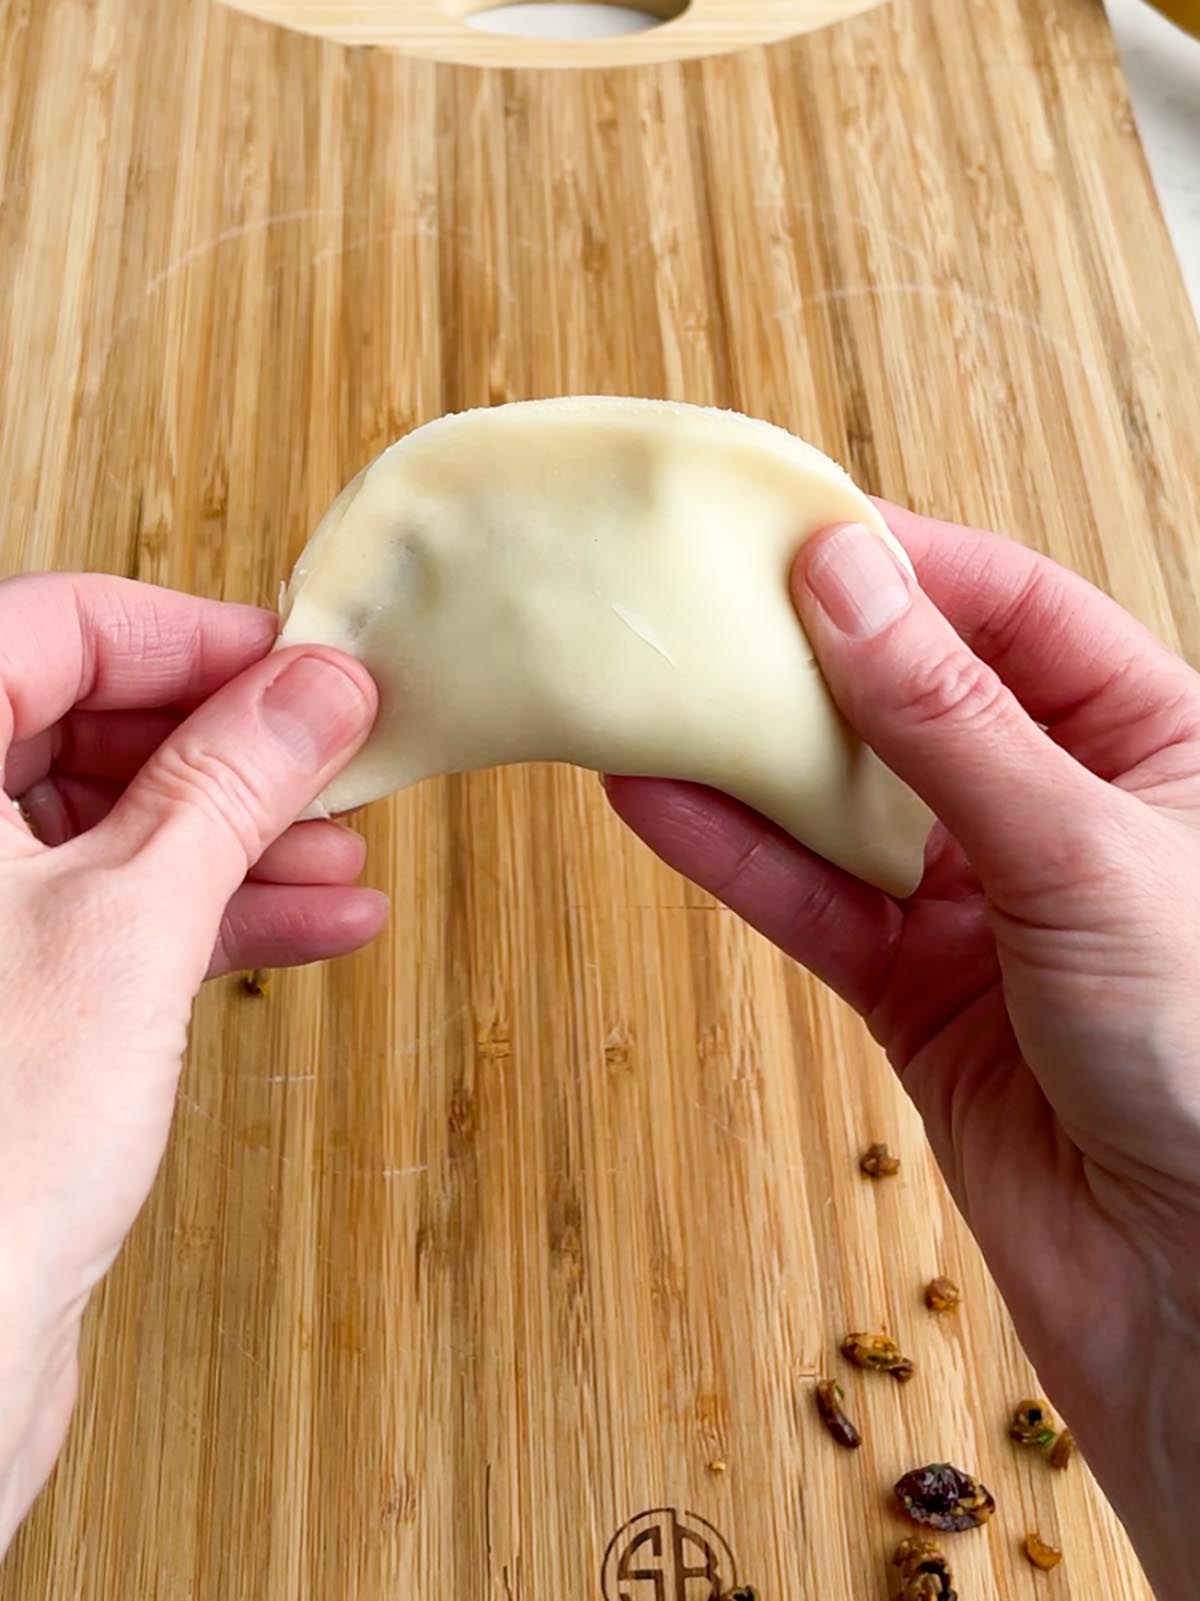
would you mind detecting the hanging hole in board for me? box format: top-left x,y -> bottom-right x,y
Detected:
463,2 -> 685,38
215,0 -> 886,67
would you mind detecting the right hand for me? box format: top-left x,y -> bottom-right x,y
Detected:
607,505 -> 1200,1599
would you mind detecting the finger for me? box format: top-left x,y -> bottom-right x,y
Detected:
95,648 -> 378,928
251,821 -> 368,886
604,777 -> 902,1014
22,771 -> 369,889
794,523 -> 1129,902
876,501 -> 1200,781
16,775 -> 120,845
5,709 -> 181,795
0,574 -> 276,775
17,777 -> 367,886
206,883 -> 389,978
917,822 -> 979,902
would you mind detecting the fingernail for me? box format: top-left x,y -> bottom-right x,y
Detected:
16,780 -> 62,844
804,523 -> 914,639
260,655 -> 373,768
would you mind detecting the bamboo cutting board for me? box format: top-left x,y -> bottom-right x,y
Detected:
2,0 -> 1199,1596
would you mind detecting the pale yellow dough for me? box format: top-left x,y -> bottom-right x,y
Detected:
278,398 -> 932,895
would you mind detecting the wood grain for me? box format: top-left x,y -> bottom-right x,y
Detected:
1,0 -> 1198,1596
215,0 -> 887,68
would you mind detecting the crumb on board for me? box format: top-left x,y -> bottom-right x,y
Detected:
841,1330 -> 915,1383
706,1458 -> 728,1475
860,1141 -> 901,1178
1010,1398 -> 1058,1449
894,1463 -> 996,1532
814,1378 -> 862,1449
893,1534 -> 958,1599
1023,1532 -> 1064,1571
241,968 -> 268,997
924,1276 -> 961,1313
1049,1428 -> 1075,1471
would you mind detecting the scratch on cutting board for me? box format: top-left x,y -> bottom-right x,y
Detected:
690,1094 -> 742,1143
176,1093 -> 296,1169
176,1093 -> 227,1131
100,207 -> 343,358
309,224 -> 516,311
217,1323 -> 268,1375
99,459 -> 127,506
134,208 -> 339,301
311,218 -> 438,265
688,1094 -> 806,1177
757,197 -> 938,277
314,214 -> 545,266
325,1145 -> 495,1181
395,1002 -> 471,1057
610,601 -> 676,666
776,279 -> 1107,388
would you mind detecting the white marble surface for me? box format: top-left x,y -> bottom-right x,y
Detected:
1107,0 -> 1200,316
468,4 -> 662,37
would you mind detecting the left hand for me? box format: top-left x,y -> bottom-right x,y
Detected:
0,574 -> 385,1552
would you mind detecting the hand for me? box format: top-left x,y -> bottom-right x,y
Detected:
0,574 -> 385,1552
607,506 -> 1200,1599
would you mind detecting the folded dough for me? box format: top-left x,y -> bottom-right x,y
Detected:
278,398 -> 932,895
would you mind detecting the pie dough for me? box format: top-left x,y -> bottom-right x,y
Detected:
278,397 -> 932,894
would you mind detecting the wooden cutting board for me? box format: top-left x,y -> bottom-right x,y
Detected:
2,0 -> 1198,1596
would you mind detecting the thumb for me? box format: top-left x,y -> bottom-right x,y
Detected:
96,647 -> 376,921
793,521 -> 1114,896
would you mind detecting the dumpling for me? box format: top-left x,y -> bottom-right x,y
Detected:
278,397 -> 932,895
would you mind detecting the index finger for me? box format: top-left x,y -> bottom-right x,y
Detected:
879,502 -> 1200,781
0,574 -> 277,765
604,776 -> 903,1015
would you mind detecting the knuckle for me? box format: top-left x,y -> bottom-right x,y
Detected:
102,598 -> 204,679
207,915 -> 236,980
143,742 -> 267,867
968,562 -> 1053,663
711,834 -> 770,903
894,649 -> 1010,736
779,868 -> 845,946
